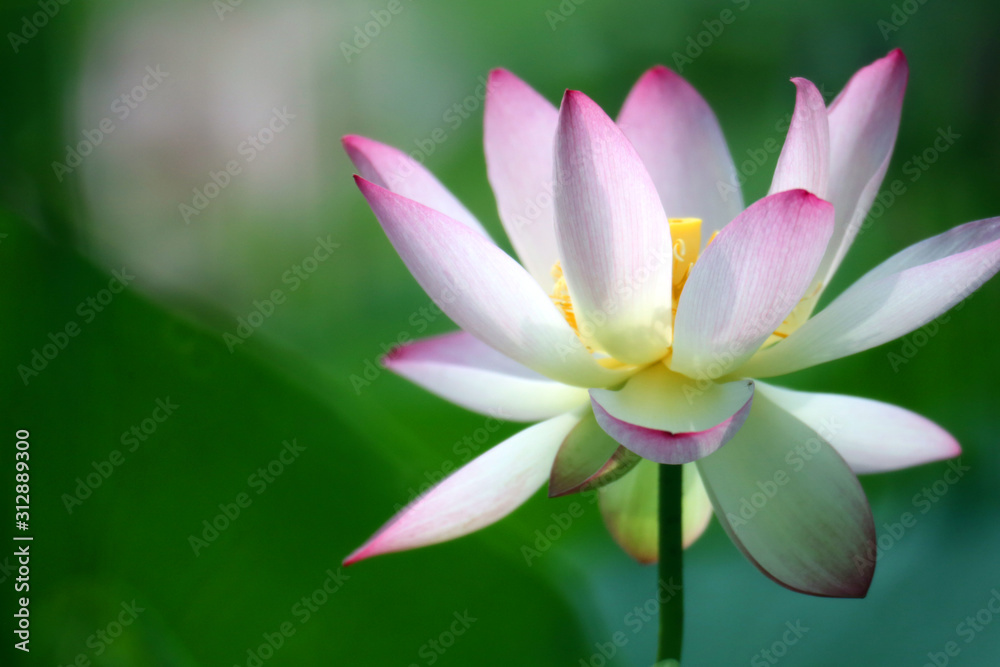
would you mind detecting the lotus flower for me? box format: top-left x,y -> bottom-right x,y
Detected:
342,50 -> 999,598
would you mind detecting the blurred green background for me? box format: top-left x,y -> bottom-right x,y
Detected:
2,0 -> 999,665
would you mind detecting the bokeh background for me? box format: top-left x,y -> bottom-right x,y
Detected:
3,0 -> 999,665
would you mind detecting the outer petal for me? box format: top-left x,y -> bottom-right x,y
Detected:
343,135 -> 490,238
599,461 -> 713,563
589,363 -> 754,465
742,216 -> 1000,378
484,69 -> 561,286
617,65 -> 744,240
599,459 -> 658,563
344,411 -> 581,565
592,389 -> 752,465
384,331 -> 590,422
696,392 -> 875,598
355,177 -> 633,388
768,78 -> 830,198
548,410 -> 640,497
811,49 -> 908,305
555,90 -> 674,365
670,190 -> 834,380
756,382 -> 960,474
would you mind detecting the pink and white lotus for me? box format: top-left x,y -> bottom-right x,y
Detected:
342,49 -> 999,598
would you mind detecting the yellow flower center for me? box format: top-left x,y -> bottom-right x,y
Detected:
549,261 -> 578,333
549,218 -> 710,354
668,218 -> 706,314
549,218 -> 807,362
549,218 -> 823,368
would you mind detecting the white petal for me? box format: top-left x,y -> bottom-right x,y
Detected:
768,78 -> 830,198
589,364 -> 754,464
355,177 -> 634,388
385,331 -> 589,422
555,90 -> 674,365
617,65 -> 743,240
743,216 -> 1000,377
696,392 -> 875,598
590,362 -> 753,433
812,49 -> 908,300
670,190 -> 834,379
345,411 -> 582,564
592,398 -> 752,465
343,134 -> 490,238
483,69 -> 561,286
756,382 -> 960,474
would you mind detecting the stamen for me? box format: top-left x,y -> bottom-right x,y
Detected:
669,218 -> 703,314
549,218 -> 710,363
549,262 -> 579,333
669,218 -> 702,289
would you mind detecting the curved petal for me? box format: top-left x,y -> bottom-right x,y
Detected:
590,363 -> 754,432
811,49 -> 908,304
765,79 -> 830,337
344,411 -> 582,565
598,461 -> 713,563
670,190 -> 835,380
343,135 -> 490,238
592,387 -> 752,465
617,65 -> 744,240
768,78 -> 830,198
385,331 -> 590,422
742,216 -> 1000,378
590,363 -> 754,464
599,459 -> 659,564
696,392 -> 876,598
483,69 -> 561,286
756,382 -> 960,474
548,410 -> 640,497
355,177 -> 634,388
554,90 -> 674,365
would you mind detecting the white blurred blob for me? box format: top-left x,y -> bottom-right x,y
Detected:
71,0 -> 498,363
75,2 -> 337,305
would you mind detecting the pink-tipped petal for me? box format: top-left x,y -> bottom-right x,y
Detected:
590,363 -> 755,464
484,69 -> 561,286
548,411 -> 640,497
354,177 -> 634,388
344,411 -> 582,565
343,135 -> 490,238
554,90 -> 674,365
592,388 -> 752,465
743,216 -> 1000,378
617,65 -> 743,240
670,190 -> 835,380
590,362 -> 754,431
812,49 -> 909,300
384,331 -> 590,422
757,382 -> 961,474
769,78 -> 830,198
696,392 -> 876,598
599,461 -> 714,563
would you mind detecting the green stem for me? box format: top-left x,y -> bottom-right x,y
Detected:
656,463 -> 684,665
